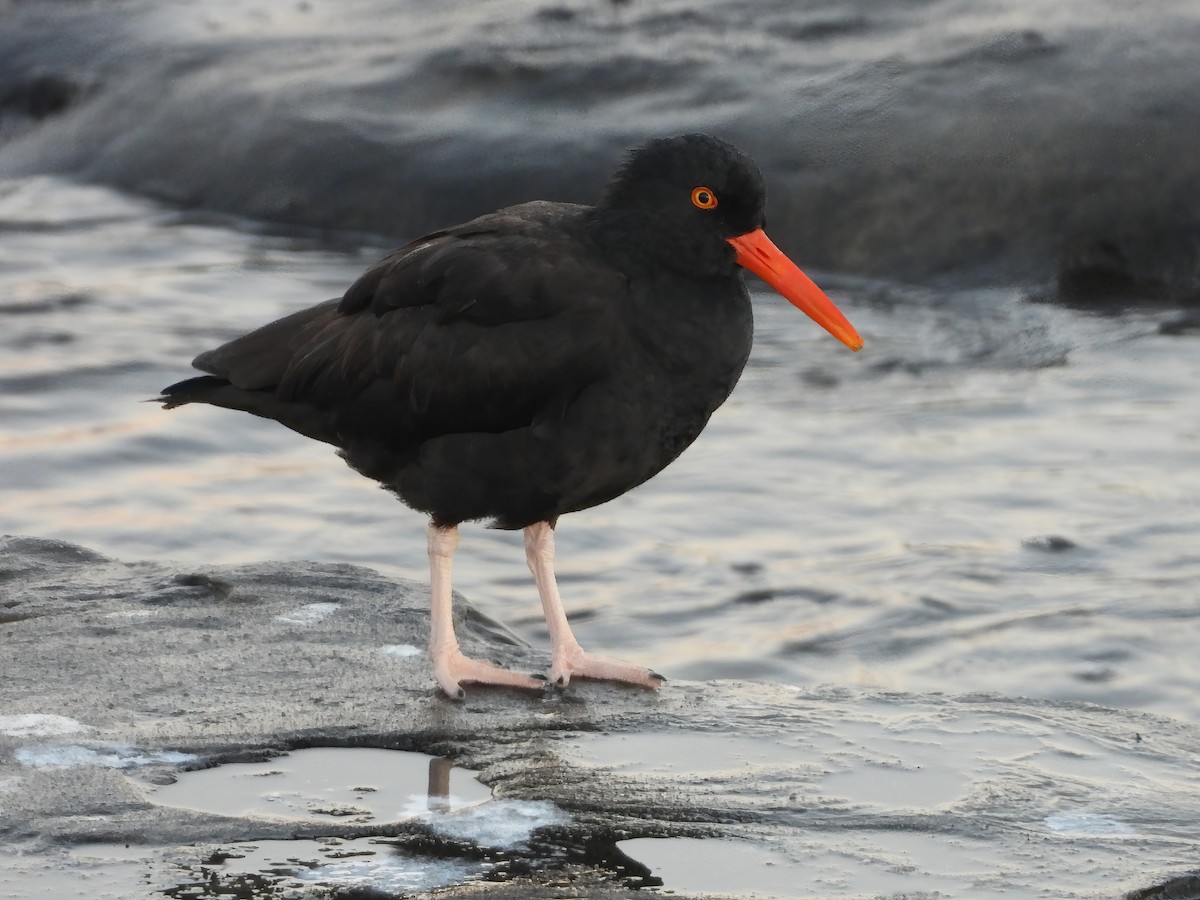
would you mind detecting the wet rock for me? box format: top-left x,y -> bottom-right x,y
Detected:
1,0 -> 1199,296
3,535 -> 1200,898
1053,240 -> 1166,309
1028,237 -> 1200,312
1127,874 -> 1200,900
1022,534 -> 1078,552
0,72 -> 84,121
732,587 -> 777,605
1160,309 -> 1200,335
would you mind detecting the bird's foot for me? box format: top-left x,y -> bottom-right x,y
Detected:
549,644 -> 665,690
431,648 -> 545,700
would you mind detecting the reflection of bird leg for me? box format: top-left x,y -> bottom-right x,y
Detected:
427,756 -> 453,812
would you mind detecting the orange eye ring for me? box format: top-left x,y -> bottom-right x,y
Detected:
691,186 -> 718,210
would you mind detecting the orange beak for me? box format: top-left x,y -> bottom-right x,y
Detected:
727,228 -> 863,351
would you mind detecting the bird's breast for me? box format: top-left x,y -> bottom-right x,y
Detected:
605,274 -> 754,460
623,273 -> 753,387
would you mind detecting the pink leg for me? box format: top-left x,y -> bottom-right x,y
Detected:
427,523 -> 544,699
524,521 -> 664,690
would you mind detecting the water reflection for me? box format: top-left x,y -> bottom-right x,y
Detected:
148,747 -> 492,823
149,746 -> 566,896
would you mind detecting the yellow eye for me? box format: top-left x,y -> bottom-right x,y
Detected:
691,186 -> 718,210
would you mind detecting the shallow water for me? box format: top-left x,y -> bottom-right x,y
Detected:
2,175 -> 1198,729
566,702 -> 1200,897
0,740 -> 565,898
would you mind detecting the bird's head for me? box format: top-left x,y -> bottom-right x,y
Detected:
603,134 -> 863,352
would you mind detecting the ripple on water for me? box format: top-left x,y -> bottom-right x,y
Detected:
555,693 -> 1200,898
1,176 -> 1199,727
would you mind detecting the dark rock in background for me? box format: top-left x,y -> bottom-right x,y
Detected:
1,0 -> 1199,301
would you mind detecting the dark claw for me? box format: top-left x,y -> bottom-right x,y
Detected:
530,672 -> 549,682
453,687 -> 466,701
650,671 -> 667,682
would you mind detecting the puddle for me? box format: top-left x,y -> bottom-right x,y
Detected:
559,727 -> 968,810
0,844 -> 156,900
560,712 -> 1175,818
147,747 -> 492,824
144,747 -> 571,897
1,838 -> 490,900
618,837 -> 807,897
559,714 -> 1196,897
146,746 -> 574,839
0,748 -> 571,898
618,835 -> 1018,900
167,837 -> 488,898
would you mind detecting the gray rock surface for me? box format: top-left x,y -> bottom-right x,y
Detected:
2,535 -> 1199,898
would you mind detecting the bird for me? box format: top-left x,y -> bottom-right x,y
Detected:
160,134 -> 863,699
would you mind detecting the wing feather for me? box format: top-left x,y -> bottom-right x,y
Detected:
187,202 -> 626,453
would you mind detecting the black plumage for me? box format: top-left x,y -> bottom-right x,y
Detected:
162,134 -> 862,697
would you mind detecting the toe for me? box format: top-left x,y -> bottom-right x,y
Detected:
552,650 -> 664,690
432,650 -> 544,698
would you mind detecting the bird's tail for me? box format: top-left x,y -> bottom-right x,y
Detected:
156,375 -> 338,446
157,375 -> 230,409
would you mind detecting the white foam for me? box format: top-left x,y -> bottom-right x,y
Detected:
275,602 -> 339,624
0,714 -> 91,737
293,848 -> 483,893
381,644 -> 423,659
1044,812 -> 1136,836
15,743 -> 196,770
420,799 -> 569,850
204,838 -> 486,894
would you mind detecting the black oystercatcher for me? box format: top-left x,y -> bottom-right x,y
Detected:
161,134 -> 863,698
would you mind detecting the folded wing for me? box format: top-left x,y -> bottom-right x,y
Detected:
163,203 -> 626,459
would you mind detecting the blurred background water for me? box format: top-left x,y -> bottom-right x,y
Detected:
2,176 -> 1197,726
1,0 -> 1198,722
